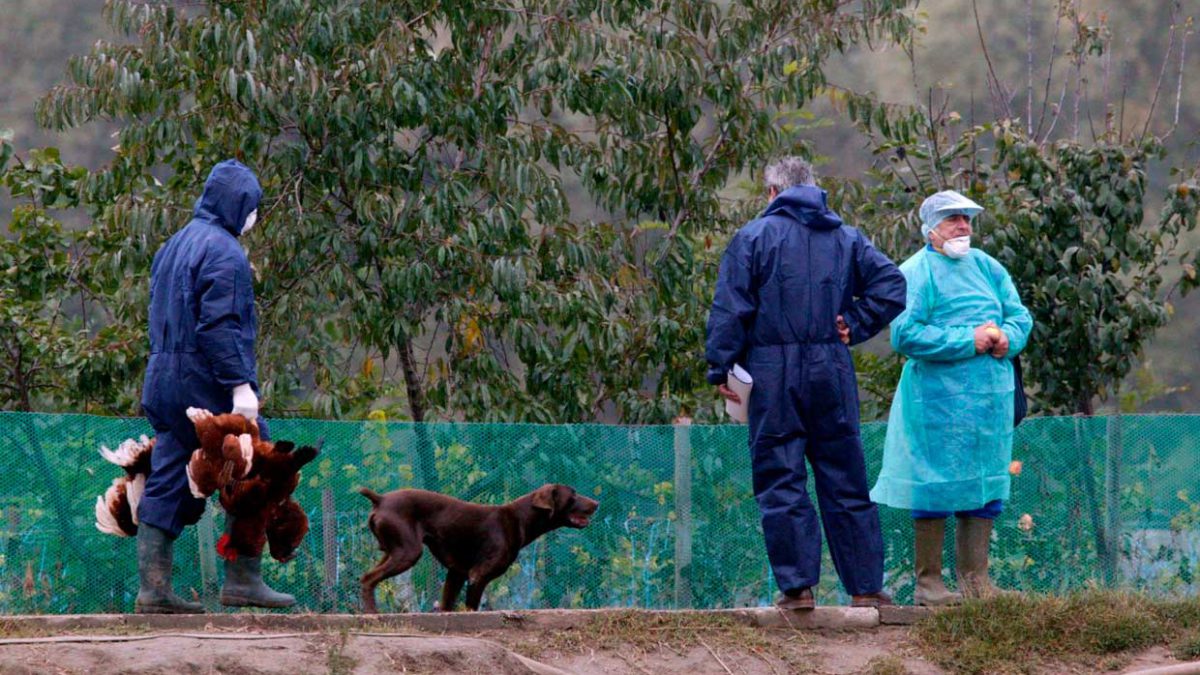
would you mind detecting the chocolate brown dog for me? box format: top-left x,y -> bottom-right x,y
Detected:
358,483 -> 599,613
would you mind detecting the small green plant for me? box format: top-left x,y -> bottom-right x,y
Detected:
325,630 -> 357,675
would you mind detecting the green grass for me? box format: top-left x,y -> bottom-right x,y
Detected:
1171,629 -> 1200,661
500,610 -> 815,672
862,655 -> 911,675
913,591 -> 1200,674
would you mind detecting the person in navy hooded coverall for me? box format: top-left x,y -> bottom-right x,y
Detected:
705,157 -> 906,609
136,159 -> 293,613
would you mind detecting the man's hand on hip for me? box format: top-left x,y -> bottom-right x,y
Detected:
836,315 -> 851,345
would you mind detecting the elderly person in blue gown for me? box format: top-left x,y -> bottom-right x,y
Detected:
870,190 -> 1033,605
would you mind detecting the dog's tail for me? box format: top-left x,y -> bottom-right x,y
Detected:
357,487 -> 383,506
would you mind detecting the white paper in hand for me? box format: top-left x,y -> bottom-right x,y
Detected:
724,364 -> 753,423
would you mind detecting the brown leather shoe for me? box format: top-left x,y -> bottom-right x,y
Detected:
851,591 -> 894,608
775,588 -> 815,610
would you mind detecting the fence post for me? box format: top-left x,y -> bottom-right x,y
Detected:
1104,414 -> 1124,584
322,488 -> 338,609
673,416 -> 693,609
196,506 -> 217,599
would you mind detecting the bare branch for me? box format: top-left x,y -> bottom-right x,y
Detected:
1102,31 -> 1115,140
1034,5 -> 1066,142
973,0 -> 1013,120
1084,73 -> 1098,143
1070,0 -> 1083,140
1118,60 -> 1130,144
1168,13 -> 1192,138
926,87 -> 942,189
1140,0 -> 1181,142
1027,0 -> 1034,135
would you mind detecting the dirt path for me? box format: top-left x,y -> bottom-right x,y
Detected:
0,627 -> 946,675
0,613 -> 1189,674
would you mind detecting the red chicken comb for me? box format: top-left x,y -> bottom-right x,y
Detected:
216,533 -> 238,561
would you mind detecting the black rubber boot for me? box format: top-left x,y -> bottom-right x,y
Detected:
135,524 -> 205,614
220,554 -> 295,608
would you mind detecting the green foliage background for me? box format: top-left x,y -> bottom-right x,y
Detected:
6,0 -> 1200,422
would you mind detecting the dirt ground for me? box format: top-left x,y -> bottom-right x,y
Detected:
0,625 -> 1189,675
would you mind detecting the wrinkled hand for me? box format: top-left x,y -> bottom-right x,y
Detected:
986,321 -> 1010,358
231,383 -> 259,421
974,324 -> 997,354
717,384 -> 741,405
836,315 -> 851,345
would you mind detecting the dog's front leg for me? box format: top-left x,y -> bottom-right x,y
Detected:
463,571 -> 500,611
439,570 -> 467,611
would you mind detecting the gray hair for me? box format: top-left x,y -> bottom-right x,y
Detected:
763,157 -> 816,193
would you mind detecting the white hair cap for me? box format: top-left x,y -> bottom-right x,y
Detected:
919,190 -> 983,237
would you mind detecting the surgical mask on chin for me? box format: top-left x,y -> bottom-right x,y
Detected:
241,209 -> 258,235
941,235 -> 971,259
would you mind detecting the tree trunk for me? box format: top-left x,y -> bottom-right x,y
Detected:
398,335 -> 426,424
397,335 -> 439,491
19,415 -> 77,559
1075,410 -> 1110,586
397,334 -> 440,608
1075,389 -> 1119,586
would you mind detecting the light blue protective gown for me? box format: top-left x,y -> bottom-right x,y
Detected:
870,246 -> 1033,512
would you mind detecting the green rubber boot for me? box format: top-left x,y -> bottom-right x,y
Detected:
219,517 -> 295,609
135,524 -> 205,614
913,518 -> 962,607
955,516 -> 1008,598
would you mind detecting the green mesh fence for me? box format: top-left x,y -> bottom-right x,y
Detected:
0,411 -> 1197,614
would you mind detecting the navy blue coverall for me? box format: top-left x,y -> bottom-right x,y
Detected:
705,185 -> 906,596
138,160 -> 268,538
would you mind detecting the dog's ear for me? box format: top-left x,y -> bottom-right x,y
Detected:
531,484 -> 558,512
273,441 -> 295,454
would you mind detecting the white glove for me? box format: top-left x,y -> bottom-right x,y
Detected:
231,383 -> 259,420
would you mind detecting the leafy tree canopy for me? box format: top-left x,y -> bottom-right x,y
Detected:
26,0 -> 915,422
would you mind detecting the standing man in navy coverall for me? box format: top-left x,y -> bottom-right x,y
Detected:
137,159 -> 293,613
705,157 -> 906,609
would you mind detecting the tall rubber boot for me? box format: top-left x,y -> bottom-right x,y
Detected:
913,518 -> 962,607
220,555 -> 295,608
135,524 -> 205,614
219,516 -> 295,608
955,516 -> 1004,598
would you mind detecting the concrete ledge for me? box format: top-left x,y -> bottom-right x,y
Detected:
879,605 -> 936,625
0,606 -> 891,634
722,607 -> 880,630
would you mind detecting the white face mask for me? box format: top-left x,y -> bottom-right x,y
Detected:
941,235 -> 971,259
241,209 -> 258,235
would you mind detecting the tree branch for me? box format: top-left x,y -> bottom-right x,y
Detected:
1140,0 -> 1181,142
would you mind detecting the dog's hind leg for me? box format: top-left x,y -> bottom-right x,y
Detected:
360,542 -> 422,614
439,570 -> 466,612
